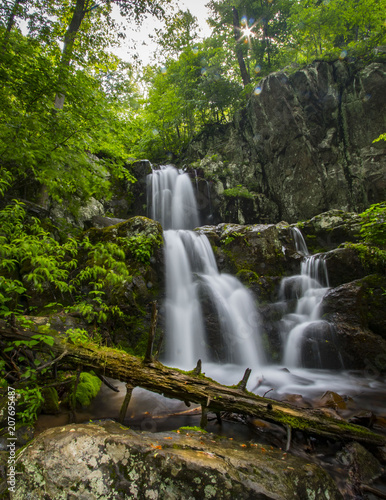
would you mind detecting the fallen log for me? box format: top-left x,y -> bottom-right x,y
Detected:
1,323 -> 385,447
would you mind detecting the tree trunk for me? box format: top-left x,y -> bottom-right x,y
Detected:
263,20 -> 271,68
1,323 -> 385,447
232,7 -> 250,87
54,0 -> 89,109
1,0 -> 23,53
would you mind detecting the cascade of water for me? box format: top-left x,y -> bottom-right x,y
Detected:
291,227 -> 309,256
205,180 -> 213,222
193,169 -> 199,193
147,165 -> 199,230
281,228 -> 339,369
147,165 -> 263,370
162,230 -> 207,368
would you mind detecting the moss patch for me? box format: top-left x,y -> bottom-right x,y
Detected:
75,372 -> 102,407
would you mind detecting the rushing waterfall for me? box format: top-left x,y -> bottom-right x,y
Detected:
147,165 -> 199,230
147,165 -> 263,370
281,228 -> 340,369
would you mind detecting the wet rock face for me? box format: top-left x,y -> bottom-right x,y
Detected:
13,421 -> 343,500
198,222 -> 300,280
297,210 -> 362,253
183,59 -> 386,224
321,275 -> 386,371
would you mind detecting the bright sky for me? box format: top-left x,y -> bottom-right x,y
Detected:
112,0 -> 212,65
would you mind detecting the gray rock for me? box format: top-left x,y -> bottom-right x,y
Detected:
321,276 -> 386,371
12,421 -> 343,499
183,59 -> 386,224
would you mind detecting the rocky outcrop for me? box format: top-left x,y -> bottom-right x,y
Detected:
12,421 -> 343,499
321,275 -> 386,372
296,209 -> 362,252
198,210 -> 366,297
198,222 -> 299,278
183,58 -> 386,224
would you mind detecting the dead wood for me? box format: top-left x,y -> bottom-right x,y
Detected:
1,323 -> 385,447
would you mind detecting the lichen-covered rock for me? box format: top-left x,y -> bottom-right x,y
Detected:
12,421 -> 343,499
296,210 -> 362,253
183,59 -> 386,225
51,196 -> 105,229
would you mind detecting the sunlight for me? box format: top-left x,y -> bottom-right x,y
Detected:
238,20 -> 258,45
242,26 -> 253,38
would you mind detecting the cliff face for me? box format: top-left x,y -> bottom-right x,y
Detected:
183,58 -> 386,224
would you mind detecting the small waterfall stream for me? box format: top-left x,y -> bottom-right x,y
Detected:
147,165 -> 263,370
281,228 -> 340,369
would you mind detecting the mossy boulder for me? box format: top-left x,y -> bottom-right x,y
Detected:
12,421 -> 343,499
74,373 -> 102,408
296,209 -> 362,252
199,222 -> 300,279
84,215 -> 164,297
41,387 -> 59,415
323,246 -> 379,288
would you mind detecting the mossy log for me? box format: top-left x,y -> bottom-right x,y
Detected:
1,324 -> 385,447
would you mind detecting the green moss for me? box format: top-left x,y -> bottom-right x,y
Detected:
41,387 -> 59,414
223,185 -> 254,199
344,242 -> 386,273
236,269 -> 260,285
222,232 -> 244,246
177,426 -> 208,433
75,372 -> 102,407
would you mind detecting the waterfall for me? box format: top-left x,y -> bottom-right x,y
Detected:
147,165 -> 199,230
147,165 -> 263,370
281,228 -> 340,369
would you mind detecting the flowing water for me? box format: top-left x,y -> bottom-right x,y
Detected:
281,228 -> 342,369
146,166 -> 385,403
147,165 -> 263,370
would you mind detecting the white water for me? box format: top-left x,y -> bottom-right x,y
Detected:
282,228 -> 338,368
147,165 -> 199,230
148,165 -> 263,370
145,167 -> 384,410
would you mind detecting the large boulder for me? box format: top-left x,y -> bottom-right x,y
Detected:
11,421 -> 343,499
321,275 -> 386,372
324,246 -> 371,288
198,222 -> 300,279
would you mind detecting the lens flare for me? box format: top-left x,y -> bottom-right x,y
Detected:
254,86 -> 262,95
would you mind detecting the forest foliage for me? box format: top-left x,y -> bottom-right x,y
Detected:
0,0 -> 385,211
